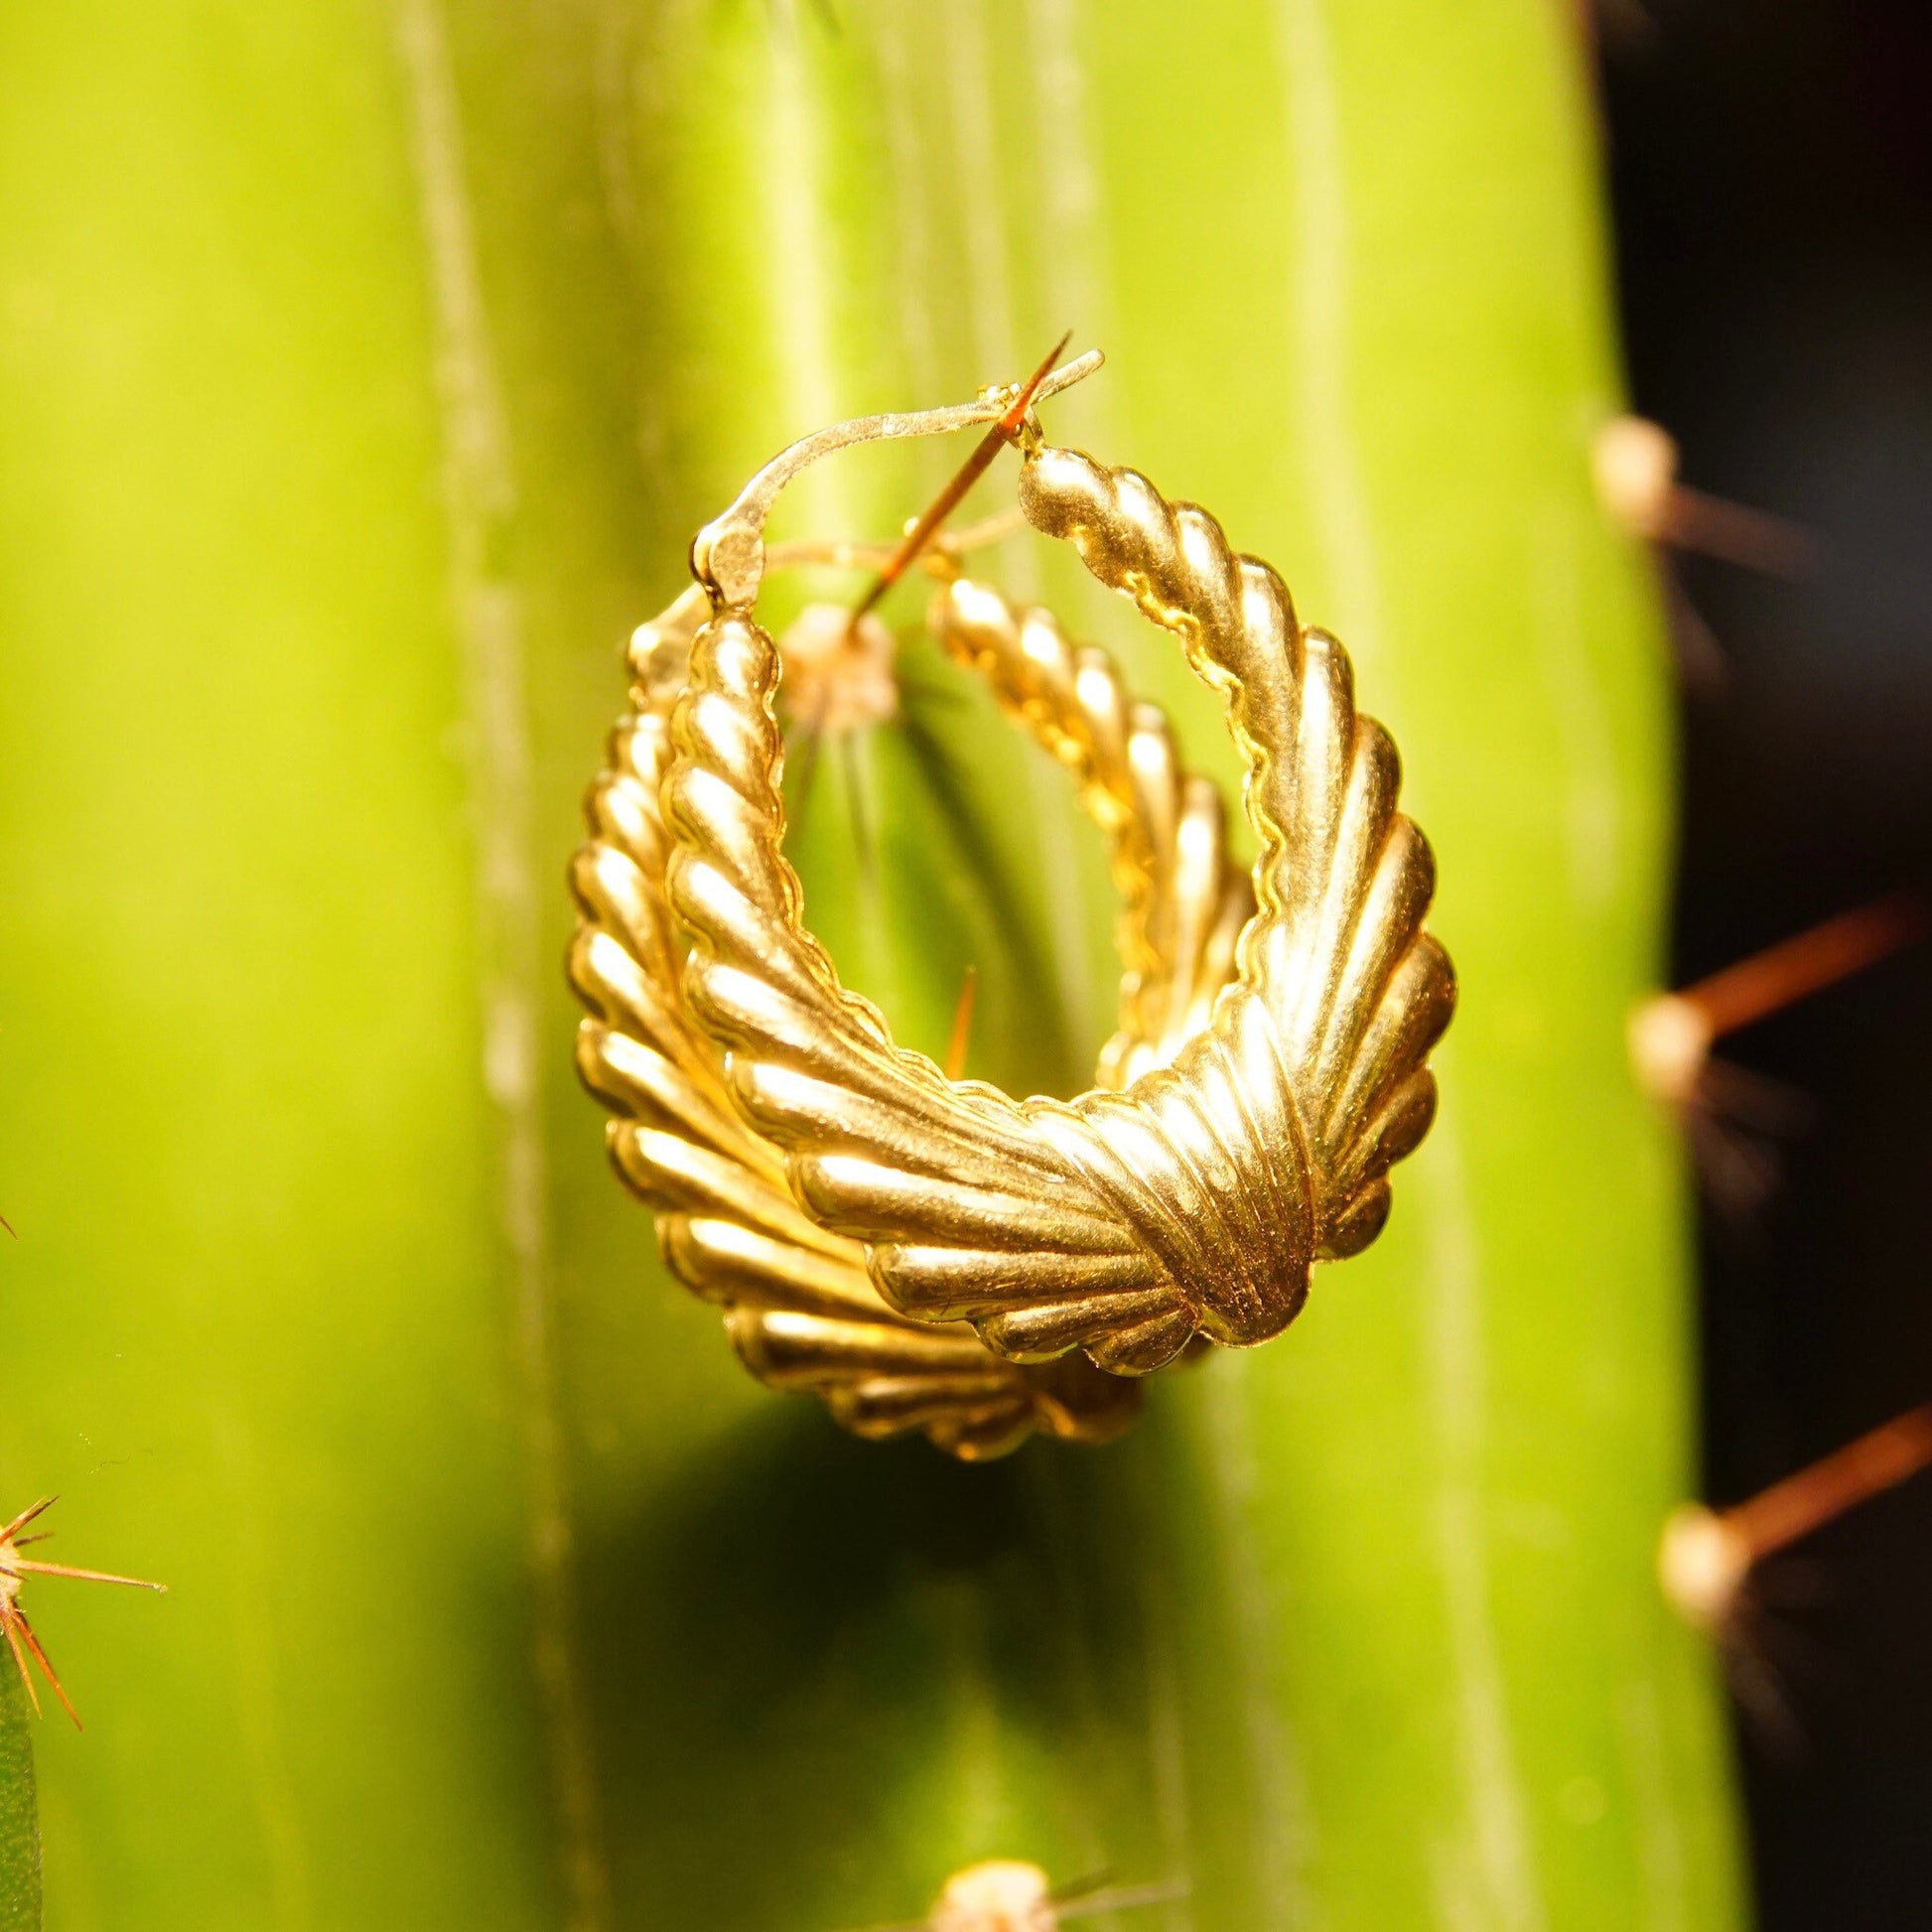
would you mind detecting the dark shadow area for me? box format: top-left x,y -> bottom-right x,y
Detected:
1598,3 -> 1932,1925
569,1397 -> 1170,1929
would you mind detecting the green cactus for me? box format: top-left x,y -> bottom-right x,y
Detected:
0,1669 -> 38,1930
0,1 -> 1740,1926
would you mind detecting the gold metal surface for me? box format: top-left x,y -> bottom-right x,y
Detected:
570,527 -> 1243,1454
651,358 -> 1454,1377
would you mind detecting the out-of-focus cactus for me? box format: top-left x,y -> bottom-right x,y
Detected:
0,2 -> 1740,1926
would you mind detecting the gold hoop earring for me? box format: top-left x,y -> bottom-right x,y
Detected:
571,481 -> 1248,1458
657,348 -> 1455,1378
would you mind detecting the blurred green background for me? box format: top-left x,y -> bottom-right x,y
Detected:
0,2 -> 1739,1927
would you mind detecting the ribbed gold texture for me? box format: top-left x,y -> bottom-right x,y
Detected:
663,433 -> 1455,1378
570,568 -> 1245,1458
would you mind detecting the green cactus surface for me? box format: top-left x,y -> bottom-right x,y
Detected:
0,1667 -> 38,1930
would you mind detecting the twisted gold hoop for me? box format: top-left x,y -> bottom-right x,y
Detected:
655,352 -> 1455,1378
571,463 -> 1249,1455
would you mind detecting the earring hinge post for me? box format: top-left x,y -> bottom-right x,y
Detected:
691,342 -> 1100,608
848,330 -> 1073,629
